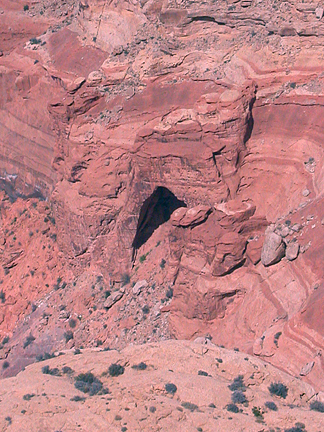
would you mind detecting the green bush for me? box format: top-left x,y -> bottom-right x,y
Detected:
74,372 -> 104,396
108,363 -> 124,377
132,362 -> 147,371
23,334 -> 35,349
181,402 -> 198,411
228,375 -> 246,392
265,401 -> 278,411
226,403 -> 239,413
165,383 -> 177,394
268,382 -> 288,399
231,391 -> 247,404
310,400 -> 324,412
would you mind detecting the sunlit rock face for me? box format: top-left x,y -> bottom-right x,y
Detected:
1,0 -> 324,394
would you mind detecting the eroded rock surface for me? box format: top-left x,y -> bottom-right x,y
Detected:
1,0 -> 324,400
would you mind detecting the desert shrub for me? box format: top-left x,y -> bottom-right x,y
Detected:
2,361 -> 9,369
0,290 -> 5,303
132,362 -> 147,371
149,406 -> 156,413
228,375 -> 246,392
23,334 -> 35,349
165,383 -> 177,394
74,372 -> 103,396
284,427 -> 305,432
165,288 -> 173,299
231,391 -> 247,404
121,273 -> 130,286
198,370 -> 209,376
62,366 -> 74,374
108,363 -> 124,377
181,402 -> 198,411
71,395 -> 86,402
265,401 -> 278,411
139,254 -> 147,263
160,259 -> 166,269
5,416 -> 12,424
2,336 -> 9,345
274,332 -> 282,347
64,331 -> 73,343
268,382 -> 288,399
142,305 -> 150,314
252,406 -> 263,418
23,5 -> 29,11
310,400 -> 324,412
41,365 -> 60,376
36,352 -> 55,362
69,319 -> 77,328
23,393 -> 35,401
226,403 -> 239,413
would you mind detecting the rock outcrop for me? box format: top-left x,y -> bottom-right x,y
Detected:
1,0 -> 324,399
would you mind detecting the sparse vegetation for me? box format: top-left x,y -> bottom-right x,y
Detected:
132,362 -> 147,371
139,253 -> 148,263
165,287 -> 173,299
231,391 -> 247,404
108,363 -> 125,377
23,334 -> 35,349
2,361 -> 9,370
69,318 -> 77,328
165,383 -> 177,395
64,331 -> 74,343
310,400 -> 324,412
74,372 -> 104,396
226,403 -> 239,413
252,406 -> 264,418
181,402 -> 198,411
36,352 -> 55,362
23,4 -> 29,11
23,393 -> 35,401
274,332 -> 282,347
268,382 -> 288,399
121,273 -> 130,286
71,395 -> 86,402
2,336 -> 9,345
41,365 -> 60,376
265,401 -> 278,411
0,290 -> 5,303
228,375 -> 246,392
284,426 -> 305,432
198,370 -> 209,376
160,259 -> 166,269
62,366 -> 74,374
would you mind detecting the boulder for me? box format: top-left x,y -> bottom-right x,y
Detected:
261,232 -> 285,266
285,242 -> 299,261
132,279 -> 148,295
104,290 -> 124,309
171,205 -> 211,227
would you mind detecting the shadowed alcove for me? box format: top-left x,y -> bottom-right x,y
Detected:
132,186 -> 186,254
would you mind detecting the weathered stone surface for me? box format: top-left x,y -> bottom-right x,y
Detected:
261,233 -> 286,267
2,0 -> 324,398
285,242 -> 300,261
132,279 -> 148,295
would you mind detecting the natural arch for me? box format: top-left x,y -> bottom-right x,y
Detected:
132,187 -> 186,252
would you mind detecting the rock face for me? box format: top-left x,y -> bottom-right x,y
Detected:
1,0 -> 324,400
261,232 -> 286,266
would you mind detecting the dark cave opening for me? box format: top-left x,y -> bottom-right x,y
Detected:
132,186 -> 186,254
